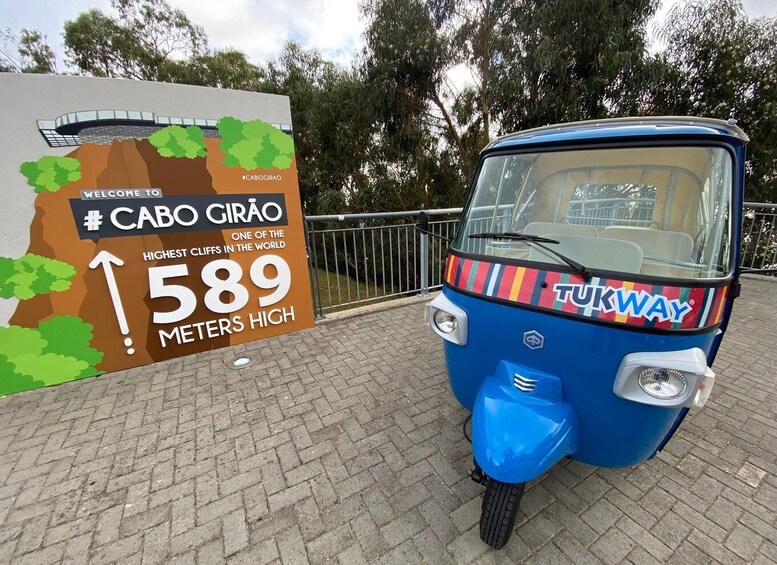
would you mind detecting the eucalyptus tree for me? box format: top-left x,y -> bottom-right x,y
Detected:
157,50 -> 265,91
263,42 -> 380,215
360,0 -> 660,209
361,0 -> 506,179
0,28 -> 56,74
648,0 -> 777,202
491,0 -> 659,132
63,0 -> 207,80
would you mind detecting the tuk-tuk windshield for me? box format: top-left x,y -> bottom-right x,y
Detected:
453,146 -> 733,280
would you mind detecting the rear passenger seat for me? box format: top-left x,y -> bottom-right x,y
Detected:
599,227 -> 694,262
524,222 -> 643,274
523,222 -> 598,239
487,222 -> 599,262
486,222 -> 698,277
599,227 -> 697,277
527,235 -> 643,274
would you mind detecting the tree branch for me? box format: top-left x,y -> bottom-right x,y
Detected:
429,89 -> 467,172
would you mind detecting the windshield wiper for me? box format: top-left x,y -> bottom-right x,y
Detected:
469,232 -> 559,244
469,231 -> 593,281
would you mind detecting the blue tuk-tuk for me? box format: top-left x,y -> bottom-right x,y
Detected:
425,117 -> 750,549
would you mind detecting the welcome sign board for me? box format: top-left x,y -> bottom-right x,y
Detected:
0,74 -> 314,395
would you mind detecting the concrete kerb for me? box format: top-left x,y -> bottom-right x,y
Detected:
315,291 -> 439,324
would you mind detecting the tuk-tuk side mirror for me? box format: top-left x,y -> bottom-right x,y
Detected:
739,267 -> 777,275
419,211 -> 430,232
416,211 -> 451,243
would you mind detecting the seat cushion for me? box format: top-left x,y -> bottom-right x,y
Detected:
599,227 -> 694,262
528,235 -> 643,274
524,222 -> 599,239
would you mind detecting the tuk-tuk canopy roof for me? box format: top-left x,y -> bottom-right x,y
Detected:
488,116 -> 749,152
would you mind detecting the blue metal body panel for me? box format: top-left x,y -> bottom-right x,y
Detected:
487,118 -> 749,153
444,286 -> 717,468
472,361 -> 579,483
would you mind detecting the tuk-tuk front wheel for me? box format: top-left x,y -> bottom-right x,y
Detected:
479,479 -> 525,549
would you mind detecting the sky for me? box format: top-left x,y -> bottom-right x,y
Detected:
1,0 -> 775,73
1,0 -> 363,68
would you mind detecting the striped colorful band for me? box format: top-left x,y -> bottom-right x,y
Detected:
444,254 -> 728,330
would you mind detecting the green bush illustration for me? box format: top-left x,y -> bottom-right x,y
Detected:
217,116 -> 295,170
19,156 -> 81,193
148,125 -> 208,158
0,316 -> 104,395
0,254 -> 77,300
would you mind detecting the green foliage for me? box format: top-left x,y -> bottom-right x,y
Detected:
363,0 -> 472,170
0,28 -> 57,73
19,156 -> 81,193
148,125 -> 207,159
0,356 -> 43,395
12,354 -> 89,382
0,254 -> 77,300
0,326 -> 46,359
0,254 -> 76,300
38,317 -> 103,367
647,0 -> 777,202
53,0 -> 777,207
158,49 -> 265,90
492,0 -> 659,131
217,116 -> 295,170
63,0 -> 207,81
0,316 -> 104,395
261,43 -> 379,213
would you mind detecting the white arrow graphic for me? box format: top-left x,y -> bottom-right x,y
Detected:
89,251 -> 129,335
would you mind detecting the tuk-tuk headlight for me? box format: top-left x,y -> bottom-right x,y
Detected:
638,368 -> 687,400
613,348 -> 712,408
425,294 -> 468,345
433,310 -> 457,333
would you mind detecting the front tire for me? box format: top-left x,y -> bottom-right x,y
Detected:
479,479 -> 525,549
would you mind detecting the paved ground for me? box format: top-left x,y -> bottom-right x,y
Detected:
0,277 -> 775,564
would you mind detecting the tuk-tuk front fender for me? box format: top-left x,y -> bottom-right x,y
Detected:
472,361 -> 580,484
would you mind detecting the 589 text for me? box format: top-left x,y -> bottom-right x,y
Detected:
149,255 -> 291,324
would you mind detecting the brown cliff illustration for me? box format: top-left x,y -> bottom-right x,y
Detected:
11,138 -> 314,375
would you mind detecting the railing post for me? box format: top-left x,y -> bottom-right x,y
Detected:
419,228 -> 429,298
304,220 -> 325,320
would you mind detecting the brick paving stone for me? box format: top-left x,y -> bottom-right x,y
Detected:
591,527 -> 636,564
724,523 -> 763,561
276,525 -> 308,565
551,530 -> 601,565
223,508 -> 249,557
140,520 -> 170,565
448,527 -> 489,564
414,526 -> 455,565
419,498 -> 459,546
450,496 -> 481,533
517,513 -> 563,552
582,498 -> 623,535
0,278 -> 774,563
305,522 -> 354,564
379,507 -> 426,547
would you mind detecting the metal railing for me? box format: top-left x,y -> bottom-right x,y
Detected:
304,209 -> 461,318
567,197 -> 655,228
304,201 -> 774,317
742,202 -> 777,270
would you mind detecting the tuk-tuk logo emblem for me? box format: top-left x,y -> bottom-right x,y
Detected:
553,283 -> 692,323
523,330 -> 544,350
